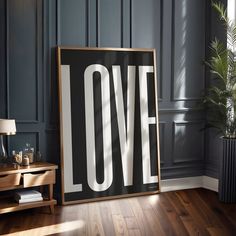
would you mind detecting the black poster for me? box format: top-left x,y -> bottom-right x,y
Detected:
57,47 -> 160,204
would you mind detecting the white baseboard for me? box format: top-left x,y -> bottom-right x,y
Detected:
202,176 -> 219,192
160,176 -> 219,192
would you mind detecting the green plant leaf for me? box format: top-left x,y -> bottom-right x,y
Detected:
203,1 -> 236,138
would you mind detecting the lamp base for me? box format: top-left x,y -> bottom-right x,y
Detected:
0,135 -> 8,163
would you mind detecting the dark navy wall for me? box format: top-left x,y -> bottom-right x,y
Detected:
205,0 -> 227,178
0,0 -> 221,180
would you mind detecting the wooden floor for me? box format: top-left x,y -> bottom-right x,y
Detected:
0,188 -> 236,236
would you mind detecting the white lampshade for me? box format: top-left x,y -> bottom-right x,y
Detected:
0,119 -> 16,135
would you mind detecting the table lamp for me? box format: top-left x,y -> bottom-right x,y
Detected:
0,119 -> 16,162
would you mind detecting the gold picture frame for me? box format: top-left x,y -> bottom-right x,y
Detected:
57,46 -> 161,205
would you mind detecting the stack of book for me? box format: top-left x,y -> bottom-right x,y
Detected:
14,190 -> 43,204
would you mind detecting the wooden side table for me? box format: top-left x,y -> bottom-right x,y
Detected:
0,162 -> 58,214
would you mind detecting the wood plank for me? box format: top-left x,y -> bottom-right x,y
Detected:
0,199 -> 57,214
0,184 -> 23,192
176,190 -> 212,228
88,202 -> 105,236
166,191 -> 211,235
158,192 -> 189,236
125,216 -> 139,229
187,189 -> 231,235
138,193 -> 166,235
109,198 -> 122,215
196,188 -> 236,234
118,198 -> 134,217
0,162 -> 58,175
128,229 -> 142,236
112,214 -> 129,235
147,194 -> 179,236
207,227 -> 230,236
59,203 -> 88,235
143,208 -> 166,235
99,200 -> 116,236
128,197 -> 153,236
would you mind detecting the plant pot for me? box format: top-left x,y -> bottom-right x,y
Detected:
218,138 -> 236,203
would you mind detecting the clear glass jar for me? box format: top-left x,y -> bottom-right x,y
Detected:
23,143 -> 34,164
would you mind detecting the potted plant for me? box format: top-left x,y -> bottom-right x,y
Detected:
204,1 -> 236,203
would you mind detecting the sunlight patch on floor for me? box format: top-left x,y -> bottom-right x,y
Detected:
3,220 -> 85,236
148,194 -> 159,205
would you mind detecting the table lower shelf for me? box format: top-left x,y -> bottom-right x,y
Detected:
0,198 -> 57,214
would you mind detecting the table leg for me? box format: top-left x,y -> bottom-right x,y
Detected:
48,184 -> 54,214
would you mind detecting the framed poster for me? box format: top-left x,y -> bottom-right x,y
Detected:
57,47 -> 161,204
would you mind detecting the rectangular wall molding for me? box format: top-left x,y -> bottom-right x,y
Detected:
170,0 -> 205,101
172,120 -> 205,164
131,0 -> 163,100
161,176 -> 219,192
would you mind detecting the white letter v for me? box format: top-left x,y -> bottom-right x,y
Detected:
112,66 -> 136,186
